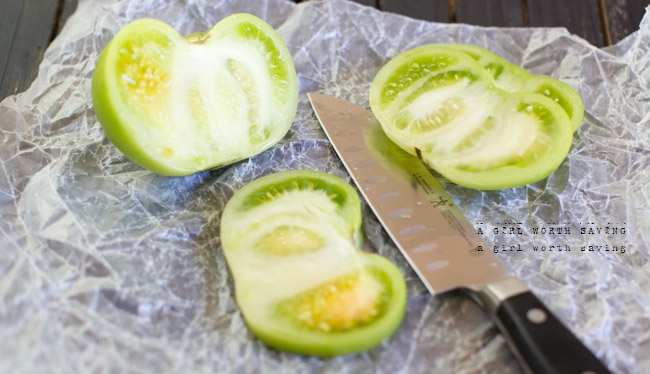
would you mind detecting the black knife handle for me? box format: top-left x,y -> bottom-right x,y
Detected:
496,291 -> 611,374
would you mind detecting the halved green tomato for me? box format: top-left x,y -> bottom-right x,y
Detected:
443,43 -> 584,131
220,170 -> 407,356
91,14 -> 298,176
369,45 -> 575,190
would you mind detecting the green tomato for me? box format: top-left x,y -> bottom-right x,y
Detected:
220,170 -> 407,356
91,14 -> 298,176
369,44 -> 575,190
443,43 -> 584,131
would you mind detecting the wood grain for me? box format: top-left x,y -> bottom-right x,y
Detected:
526,0 -> 604,46
352,0 -> 376,6
56,0 -> 79,35
604,0 -> 648,44
0,0 -> 59,100
381,0 -> 449,22
455,0 -> 525,27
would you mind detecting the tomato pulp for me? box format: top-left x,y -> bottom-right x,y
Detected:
370,44 -> 580,190
92,14 -> 298,176
220,170 -> 407,356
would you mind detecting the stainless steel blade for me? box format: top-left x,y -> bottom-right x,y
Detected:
308,92 -> 509,295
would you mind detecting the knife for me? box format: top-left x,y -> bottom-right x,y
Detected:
308,93 -> 611,374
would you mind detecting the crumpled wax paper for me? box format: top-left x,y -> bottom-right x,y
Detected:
1,0 -> 649,372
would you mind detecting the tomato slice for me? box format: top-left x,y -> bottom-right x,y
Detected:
91,14 -> 298,176
220,170 -> 407,356
369,45 -> 575,190
443,43 -> 584,131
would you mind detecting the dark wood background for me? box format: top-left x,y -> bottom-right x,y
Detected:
0,0 -> 647,102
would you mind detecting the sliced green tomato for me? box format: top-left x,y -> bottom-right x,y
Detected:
91,14 -> 298,176
369,45 -> 574,190
443,43 -> 584,131
220,170 -> 407,356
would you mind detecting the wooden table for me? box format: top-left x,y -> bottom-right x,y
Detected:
0,0 -> 647,103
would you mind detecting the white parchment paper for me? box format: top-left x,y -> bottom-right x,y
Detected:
1,0 -> 649,372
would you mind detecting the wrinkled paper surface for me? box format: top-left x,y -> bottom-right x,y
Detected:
1,0 -> 649,372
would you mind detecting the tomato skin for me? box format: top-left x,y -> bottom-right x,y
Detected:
221,170 -> 407,356
429,92 -> 573,190
442,43 -> 584,131
91,15 -> 298,176
92,24 -> 178,173
369,44 -> 577,190
245,255 -> 407,357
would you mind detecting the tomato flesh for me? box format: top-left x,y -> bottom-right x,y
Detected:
443,43 -> 584,131
92,14 -> 298,176
370,44 -> 576,190
220,170 -> 406,356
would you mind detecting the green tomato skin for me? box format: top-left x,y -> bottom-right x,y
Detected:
220,170 -> 407,357
370,44 -> 576,190
429,92 -> 573,190
442,43 -> 584,131
245,255 -> 407,357
91,15 -> 298,176
92,30 -> 180,175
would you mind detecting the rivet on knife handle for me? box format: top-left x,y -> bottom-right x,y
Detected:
308,93 -> 612,374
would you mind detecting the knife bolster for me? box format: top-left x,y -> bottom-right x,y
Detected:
475,276 -> 529,312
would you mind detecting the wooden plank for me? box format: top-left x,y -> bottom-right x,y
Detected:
0,0 -> 25,100
295,0 -> 376,7
0,0 -> 59,101
526,0 -> 604,47
349,0 -> 376,6
604,0 -> 647,45
382,0 -> 449,23
56,0 -> 79,35
455,0 -> 524,27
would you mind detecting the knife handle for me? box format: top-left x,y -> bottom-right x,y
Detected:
494,290 -> 611,374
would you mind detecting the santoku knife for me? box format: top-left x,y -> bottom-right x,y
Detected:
308,92 -> 610,374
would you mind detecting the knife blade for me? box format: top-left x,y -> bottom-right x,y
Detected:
308,92 -> 610,374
